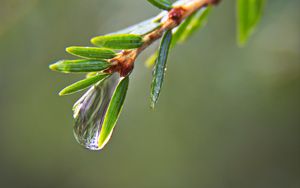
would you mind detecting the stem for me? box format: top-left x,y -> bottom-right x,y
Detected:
108,0 -> 221,76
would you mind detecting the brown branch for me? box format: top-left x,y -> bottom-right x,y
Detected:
107,0 -> 221,77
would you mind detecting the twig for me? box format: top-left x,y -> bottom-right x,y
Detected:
106,0 -> 221,76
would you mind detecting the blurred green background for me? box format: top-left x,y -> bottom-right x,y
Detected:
0,0 -> 299,187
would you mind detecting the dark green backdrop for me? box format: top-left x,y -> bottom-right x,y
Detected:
0,0 -> 299,187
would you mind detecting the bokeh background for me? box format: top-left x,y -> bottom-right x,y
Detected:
0,0 -> 299,187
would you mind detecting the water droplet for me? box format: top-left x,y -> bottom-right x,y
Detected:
72,74 -> 120,150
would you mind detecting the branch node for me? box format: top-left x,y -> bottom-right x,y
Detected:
169,7 -> 185,25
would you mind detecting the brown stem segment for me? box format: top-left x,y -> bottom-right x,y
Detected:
107,0 -> 221,77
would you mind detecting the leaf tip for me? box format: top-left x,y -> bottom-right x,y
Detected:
58,90 -> 67,96
237,40 -> 246,47
65,46 -> 74,54
150,102 -> 155,110
237,34 -> 248,47
49,63 -> 58,71
90,37 -> 100,46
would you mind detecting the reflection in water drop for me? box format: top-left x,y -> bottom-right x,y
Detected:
72,74 -> 120,150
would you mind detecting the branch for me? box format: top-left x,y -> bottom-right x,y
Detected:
106,0 -> 221,76
48,0 -> 269,151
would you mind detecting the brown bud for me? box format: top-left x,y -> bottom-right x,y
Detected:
168,7 -> 185,25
